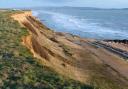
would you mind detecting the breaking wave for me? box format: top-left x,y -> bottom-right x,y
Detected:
32,10 -> 128,39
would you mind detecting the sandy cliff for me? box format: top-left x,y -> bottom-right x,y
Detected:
11,11 -> 89,83
11,11 -> 128,88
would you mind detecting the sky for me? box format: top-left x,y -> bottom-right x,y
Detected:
0,0 -> 128,8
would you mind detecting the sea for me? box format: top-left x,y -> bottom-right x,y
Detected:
32,7 -> 128,40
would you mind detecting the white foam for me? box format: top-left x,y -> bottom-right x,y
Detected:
36,10 -> 128,39
32,11 -> 39,16
50,11 -> 122,34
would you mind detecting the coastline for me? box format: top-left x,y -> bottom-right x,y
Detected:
32,10 -> 128,61
13,10 -> 128,83
32,9 -> 128,40
0,10 -> 128,88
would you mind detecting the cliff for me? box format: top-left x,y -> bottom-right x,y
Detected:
11,11 -> 128,89
0,10 -> 90,89
11,11 -> 89,83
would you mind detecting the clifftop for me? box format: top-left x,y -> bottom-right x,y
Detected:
11,11 -> 32,24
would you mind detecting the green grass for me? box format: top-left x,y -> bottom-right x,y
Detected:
0,11 -> 94,89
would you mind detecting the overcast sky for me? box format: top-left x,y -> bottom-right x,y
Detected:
0,0 -> 128,8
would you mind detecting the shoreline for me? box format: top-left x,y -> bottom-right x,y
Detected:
32,9 -> 128,40
32,10 -> 128,60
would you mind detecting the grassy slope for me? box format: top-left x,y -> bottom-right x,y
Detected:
0,11 -> 93,89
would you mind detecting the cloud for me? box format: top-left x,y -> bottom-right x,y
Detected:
0,0 -> 128,8
38,0 -> 72,2
36,0 -> 74,4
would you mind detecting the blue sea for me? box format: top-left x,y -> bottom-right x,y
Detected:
32,7 -> 128,40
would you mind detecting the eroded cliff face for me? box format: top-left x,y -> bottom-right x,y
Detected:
11,11 -> 90,83
11,11 -> 128,88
